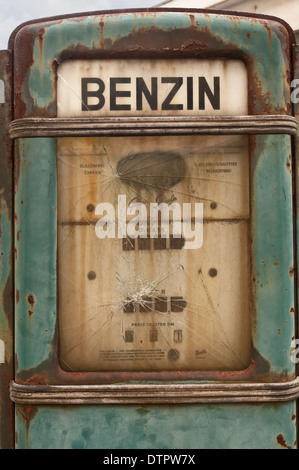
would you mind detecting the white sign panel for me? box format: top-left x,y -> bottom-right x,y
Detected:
57,59 -> 248,117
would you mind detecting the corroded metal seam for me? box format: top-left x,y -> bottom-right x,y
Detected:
10,378 -> 299,404
9,115 -> 297,138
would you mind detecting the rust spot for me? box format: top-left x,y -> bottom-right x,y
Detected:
181,39 -> 208,53
289,266 -> 294,277
27,294 -> 35,318
25,375 -> 48,386
23,405 -> 35,415
17,231 -> 20,241
290,307 -> 295,314
276,434 -> 292,449
17,405 -> 38,449
99,20 -> 105,49
38,27 -> 45,70
13,27 -> 35,119
17,408 -> 30,424
292,414 -> 296,421
217,359 -> 255,378
18,404 -> 37,425
278,329 -> 281,335
27,294 -> 35,306
189,14 -> 196,28
274,261 -> 280,266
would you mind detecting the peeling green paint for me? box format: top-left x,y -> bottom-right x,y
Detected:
15,138 -> 57,371
15,403 -> 297,449
14,134 -> 296,377
17,11 -> 290,115
0,204 -> 11,292
252,135 -> 295,373
11,10 -> 298,449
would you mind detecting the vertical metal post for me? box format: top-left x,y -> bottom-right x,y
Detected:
292,43 -> 299,449
0,49 -> 14,449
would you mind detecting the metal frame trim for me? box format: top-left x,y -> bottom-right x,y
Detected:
10,378 -> 299,404
9,115 -> 298,138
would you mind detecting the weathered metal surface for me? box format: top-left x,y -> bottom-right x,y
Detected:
11,10 -> 293,119
14,11 -> 290,118
292,43 -> 299,451
15,137 -> 57,377
9,377 -> 299,405
13,131 -> 295,386
251,133 -> 295,374
8,115 -> 298,138
293,44 -> 299,350
11,10 -> 296,387
0,50 -> 14,449
14,403 -> 297,449
8,9 -> 298,449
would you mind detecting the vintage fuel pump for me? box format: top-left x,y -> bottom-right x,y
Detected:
0,8 -> 299,449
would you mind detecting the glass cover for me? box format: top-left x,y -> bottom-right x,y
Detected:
57,134 -> 251,372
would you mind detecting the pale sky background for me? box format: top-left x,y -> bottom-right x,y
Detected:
0,0 -> 159,50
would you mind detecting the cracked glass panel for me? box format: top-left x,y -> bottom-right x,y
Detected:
57,134 -> 251,372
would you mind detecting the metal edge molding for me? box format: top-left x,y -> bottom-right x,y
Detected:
9,115 -> 298,138
10,378 -> 299,404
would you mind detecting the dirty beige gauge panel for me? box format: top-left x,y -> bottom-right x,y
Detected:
57,135 -> 251,372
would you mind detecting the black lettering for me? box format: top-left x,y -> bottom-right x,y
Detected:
187,77 -> 193,110
161,77 -> 183,110
81,78 -> 105,111
199,77 -> 220,110
136,77 -> 158,110
110,78 -> 131,111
